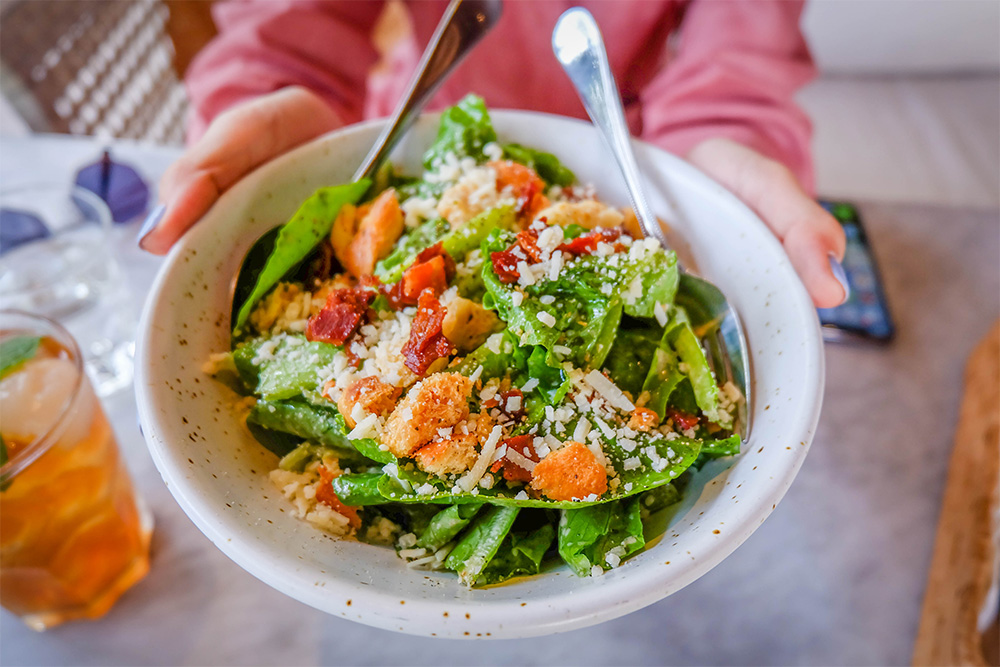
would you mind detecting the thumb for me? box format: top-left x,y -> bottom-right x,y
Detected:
687,138 -> 848,308
140,86 -> 341,255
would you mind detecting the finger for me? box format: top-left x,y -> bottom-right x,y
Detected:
140,86 -> 341,254
687,139 -> 847,306
784,223 -> 849,308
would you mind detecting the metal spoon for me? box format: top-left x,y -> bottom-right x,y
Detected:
232,0 -> 501,323
354,0 -> 503,180
552,7 -> 751,439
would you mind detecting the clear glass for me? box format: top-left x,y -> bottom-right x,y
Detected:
0,310 -> 152,631
0,184 -> 135,396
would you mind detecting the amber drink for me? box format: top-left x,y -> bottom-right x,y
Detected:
0,311 -> 152,630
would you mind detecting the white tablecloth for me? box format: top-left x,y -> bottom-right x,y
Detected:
1,109 -> 998,665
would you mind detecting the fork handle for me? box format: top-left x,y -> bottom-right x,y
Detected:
551,8 -> 668,248
354,0 -> 502,182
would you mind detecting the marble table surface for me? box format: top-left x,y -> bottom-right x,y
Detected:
0,135 -> 997,666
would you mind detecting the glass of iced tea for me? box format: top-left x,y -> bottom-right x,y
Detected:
0,310 -> 152,630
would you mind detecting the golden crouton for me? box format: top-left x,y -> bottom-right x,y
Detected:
330,203 -> 358,266
442,297 -> 501,352
342,189 -> 405,278
337,376 -> 401,428
437,180 -> 492,229
628,407 -> 660,432
530,441 -> 608,501
382,372 -> 473,457
412,432 -> 479,476
536,200 -> 623,229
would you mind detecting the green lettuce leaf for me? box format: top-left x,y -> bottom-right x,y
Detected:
603,327 -> 661,398
558,496 -> 644,577
370,415 -> 702,509
330,472 -> 387,505
233,180 -> 370,333
423,94 -> 497,171
231,335 -> 339,401
443,504 -> 519,587
502,143 -> 575,186
416,503 -> 483,551
479,522 -> 556,585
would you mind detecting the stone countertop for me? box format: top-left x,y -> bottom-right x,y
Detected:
0,135 -> 997,666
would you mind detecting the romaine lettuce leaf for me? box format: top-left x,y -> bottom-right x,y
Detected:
502,143 -> 575,186
478,522 -> 556,585
369,415 -> 702,509
423,94 -> 497,171
443,505 -> 519,586
416,503 -> 483,551
603,327 -> 661,398
232,335 -> 339,401
558,496 -> 645,576
233,180 -> 370,333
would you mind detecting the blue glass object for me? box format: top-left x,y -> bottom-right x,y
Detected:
74,151 -> 150,223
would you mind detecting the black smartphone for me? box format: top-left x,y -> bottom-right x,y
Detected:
817,200 -> 895,343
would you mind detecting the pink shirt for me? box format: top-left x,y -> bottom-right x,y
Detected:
186,0 -> 817,192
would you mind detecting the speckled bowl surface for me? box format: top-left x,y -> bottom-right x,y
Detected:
135,111 -> 824,638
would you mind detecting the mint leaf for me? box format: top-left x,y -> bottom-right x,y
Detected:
0,335 -> 40,380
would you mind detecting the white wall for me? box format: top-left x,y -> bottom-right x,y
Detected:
803,0 -> 1000,74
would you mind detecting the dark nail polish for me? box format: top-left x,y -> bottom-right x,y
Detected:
137,203 -> 165,248
828,253 -> 850,303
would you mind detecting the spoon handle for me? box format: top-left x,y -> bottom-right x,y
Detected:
354,0 -> 502,181
551,8 -> 666,247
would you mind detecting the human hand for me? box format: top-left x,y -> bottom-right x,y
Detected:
686,138 -> 848,308
138,86 -> 341,254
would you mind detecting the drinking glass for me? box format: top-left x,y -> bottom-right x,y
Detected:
0,310 -> 153,630
0,183 -> 135,396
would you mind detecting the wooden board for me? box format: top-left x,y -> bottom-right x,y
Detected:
913,321 -> 1000,666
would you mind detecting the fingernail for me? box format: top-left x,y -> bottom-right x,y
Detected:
137,203 -> 165,249
828,253 -> 850,303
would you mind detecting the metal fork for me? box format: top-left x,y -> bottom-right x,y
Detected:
552,8 -> 751,439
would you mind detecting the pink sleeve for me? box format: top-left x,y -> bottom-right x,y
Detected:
640,0 -> 817,192
183,0 -> 385,142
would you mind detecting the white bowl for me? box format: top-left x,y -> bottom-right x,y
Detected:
136,111 -> 824,639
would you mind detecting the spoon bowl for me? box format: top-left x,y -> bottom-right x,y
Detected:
553,8 -> 752,438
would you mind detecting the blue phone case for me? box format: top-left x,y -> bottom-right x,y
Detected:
816,201 -> 895,343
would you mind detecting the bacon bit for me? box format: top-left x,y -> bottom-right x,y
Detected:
491,160 -> 549,219
316,465 -> 361,529
667,407 -> 701,431
403,255 -> 449,300
306,287 -> 375,346
401,289 -> 455,375
489,434 -> 539,483
557,227 -> 623,256
490,249 -> 521,284
413,242 -> 457,280
515,229 -> 543,263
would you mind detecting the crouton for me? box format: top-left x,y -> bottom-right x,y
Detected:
535,201 -> 638,236
412,433 -> 479,476
382,372 -> 473,457
530,441 -> 608,501
628,407 -> 660,432
337,376 -> 401,428
330,203 -> 358,266
442,297 -> 501,352
342,189 -> 405,278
